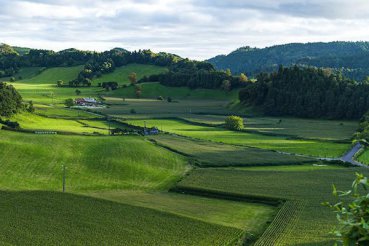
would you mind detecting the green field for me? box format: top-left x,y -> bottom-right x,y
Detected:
108,82 -> 239,100
245,117 -> 357,141
151,134 -> 313,166
9,113 -> 118,135
127,119 -> 351,157
0,67 -> 43,82
0,191 -> 242,246
176,167 -> 369,245
19,66 -> 83,84
357,148 -> 369,165
89,190 -> 275,232
94,64 -> 168,85
35,104 -> 101,119
98,97 -> 234,116
0,130 -> 188,191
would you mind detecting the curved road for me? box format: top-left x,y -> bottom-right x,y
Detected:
340,143 -> 367,167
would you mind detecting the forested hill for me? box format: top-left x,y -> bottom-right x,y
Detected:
207,42 -> 369,80
239,66 -> 369,119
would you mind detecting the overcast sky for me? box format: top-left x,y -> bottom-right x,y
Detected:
1,0 -> 369,60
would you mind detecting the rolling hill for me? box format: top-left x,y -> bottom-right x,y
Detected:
207,41 -> 369,80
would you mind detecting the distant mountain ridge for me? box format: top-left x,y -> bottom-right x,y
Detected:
207,41 -> 369,80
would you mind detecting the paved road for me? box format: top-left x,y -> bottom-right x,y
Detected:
340,142 -> 367,167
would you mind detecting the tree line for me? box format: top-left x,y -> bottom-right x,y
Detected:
239,66 -> 369,119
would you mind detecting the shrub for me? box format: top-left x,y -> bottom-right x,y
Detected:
157,96 -> 164,101
323,173 -> 369,245
65,98 -> 74,107
167,97 -> 172,103
224,116 -> 243,131
130,109 -> 136,114
9,77 -> 15,82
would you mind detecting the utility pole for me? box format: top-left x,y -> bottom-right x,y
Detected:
62,165 -> 66,193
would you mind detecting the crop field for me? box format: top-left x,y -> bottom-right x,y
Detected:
0,130 -> 188,191
94,64 -> 168,85
177,167 -> 369,245
89,190 -> 275,232
0,191 -> 242,246
98,97 -> 235,116
127,119 -> 351,157
245,117 -> 357,141
108,82 -> 239,100
151,135 -> 313,166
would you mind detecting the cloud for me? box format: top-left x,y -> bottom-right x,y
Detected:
0,0 -> 369,60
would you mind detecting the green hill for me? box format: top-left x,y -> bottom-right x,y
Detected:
20,66 -> 83,84
207,41 -> 369,80
0,130 -> 187,191
106,82 -> 239,100
93,64 -> 168,85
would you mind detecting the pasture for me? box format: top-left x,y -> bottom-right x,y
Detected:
9,113 -> 119,135
93,64 -> 168,85
108,82 -> 239,100
127,119 -> 351,157
151,134 -> 313,166
176,167 -> 369,245
0,130 -> 188,191
19,66 -> 84,84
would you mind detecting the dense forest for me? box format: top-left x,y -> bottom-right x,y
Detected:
207,42 -> 369,80
239,66 -> 369,119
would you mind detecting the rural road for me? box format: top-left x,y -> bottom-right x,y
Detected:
339,142 -> 366,167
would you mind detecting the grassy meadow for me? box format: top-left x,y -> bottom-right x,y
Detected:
0,130 -> 188,191
107,82 -> 239,100
93,64 -> 168,85
127,119 -> 351,157
151,134 -> 313,166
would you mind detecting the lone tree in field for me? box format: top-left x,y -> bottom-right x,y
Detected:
56,80 -> 64,87
65,98 -> 74,108
128,72 -> 137,85
0,82 -> 22,116
225,116 -> 243,131
239,73 -> 248,82
75,89 -> 81,96
323,173 -> 369,245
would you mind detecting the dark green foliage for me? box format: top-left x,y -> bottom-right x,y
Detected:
167,96 -> 172,102
0,82 -> 22,116
26,100 -> 34,113
239,66 -> 369,119
324,173 -> 369,245
225,116 -> 243,130
207,41 -> 369,80
101,81 -> 118,90
65,98 -> 74,107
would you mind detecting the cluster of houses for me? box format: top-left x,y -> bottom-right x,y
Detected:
75,98 -> 99,107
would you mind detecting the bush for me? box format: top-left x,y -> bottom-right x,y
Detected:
65,98 -> 74,107
225,116 -> 243,131
323,173 -> 369,245
157,96 -> 164,101
167,97 -> 172,103
130,109 -> 136,114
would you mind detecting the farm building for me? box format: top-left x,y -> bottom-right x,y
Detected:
75,98 -> 98,106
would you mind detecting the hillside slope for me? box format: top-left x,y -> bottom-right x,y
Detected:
207,41 -> 369,80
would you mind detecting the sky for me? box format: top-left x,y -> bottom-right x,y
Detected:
1,0 -> 369,60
